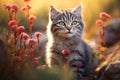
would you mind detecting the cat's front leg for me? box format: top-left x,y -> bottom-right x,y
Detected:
67,50 -> 90,79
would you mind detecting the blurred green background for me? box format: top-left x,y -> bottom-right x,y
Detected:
0,0 -> 120,39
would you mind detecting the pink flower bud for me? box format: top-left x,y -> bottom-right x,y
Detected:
16,26 -> 25,32
34,32 -> 42,37
11,25 -> 18,31
61,49 -> 70,55
100,12 -> 111,19
27,39 -> 36,45
21,6 -> 28,12
96,19 -> 104,26
11,4 -> 19,12
21,5 -> 31,12
8,20 -> 18,27
4,4 -> 11,11
28,15 -> 36,22
33,57 -> 39,65
76,63 -> 83,68
24,0 -> 30,2
27,4 -> 31,10
22,32 -> 29,40
14,56 -> 22,62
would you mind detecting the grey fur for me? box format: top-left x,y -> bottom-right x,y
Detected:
46,5 -> 93,78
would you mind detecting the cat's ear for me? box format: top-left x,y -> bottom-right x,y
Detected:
72,5 -> 82,17
50,6 -> 61,21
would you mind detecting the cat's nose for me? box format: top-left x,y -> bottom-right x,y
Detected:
66,26 -> 72,31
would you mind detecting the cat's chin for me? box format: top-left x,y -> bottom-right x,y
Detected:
57,33 -> 74,38
65,33 -> 74,38
56,31 -> 75,38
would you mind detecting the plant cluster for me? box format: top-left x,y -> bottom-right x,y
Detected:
0,0 -> 113,80
2,0 -> 42,70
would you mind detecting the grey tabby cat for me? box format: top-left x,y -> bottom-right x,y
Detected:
46,5 -> 94,79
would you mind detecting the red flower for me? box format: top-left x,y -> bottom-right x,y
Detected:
96,19 -> 104,26
27,4 -> 31,10
11,4 -> 19,12
24,0 -> 30,2
11,25 -> 18,31
22,32 -> 29,40
14,56 -> 22,62
27,39 -> 36,45
8,20 -> 18,27
100,12 -> 111,19
21,6 -> 28,12
16,26 -> 25,32
76,63 -> 83,68
4,4 -> 11,11
34,32 -> 42,37
61,49 -> 70,55
28,15 -> 36,22
33,57 -> 39,65
21,5 -> 31,12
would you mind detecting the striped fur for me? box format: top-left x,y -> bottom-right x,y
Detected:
51,10 -> 84,38
46,5 -> 93,79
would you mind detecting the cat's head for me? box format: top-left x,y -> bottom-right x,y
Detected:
49,5 -> 84,38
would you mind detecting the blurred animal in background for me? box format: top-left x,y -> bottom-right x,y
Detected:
104,19 -> 120,47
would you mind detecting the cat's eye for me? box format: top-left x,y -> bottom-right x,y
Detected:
58,22 -> 65,26
71,21 -> 78,25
